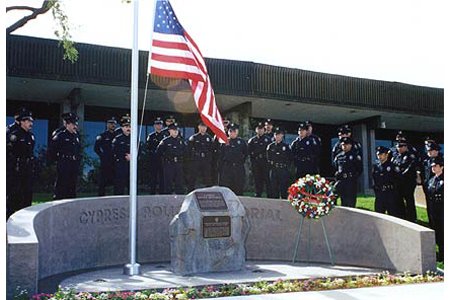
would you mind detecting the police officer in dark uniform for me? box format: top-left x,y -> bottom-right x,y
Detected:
372,146 -> 405,218
267,127 -> 291,199
94,117 -> 118,196
331,125 -> 363,162
112,114 -> 131,195
427,156 -> 444,262
52,112 -> 73,138
187,120 -> 214,191
264,119 -> 275,141
146,117 -> 165,194
6,108 -> 29,217
333,137 -> 363,207
419,142 -> 443,230
6,110 -> 35,219
390,131 -> 419,159
248,122 -> 271,197
213,117 -> 230,185
6,107 -> 28,134
391,140 -> 419,222
290,122 -> 316,178
49,113 -> 81,200
157,123 -> 187,194
218,123 -> 248,195
162,115 -> 183,139
305,120 -> 322,172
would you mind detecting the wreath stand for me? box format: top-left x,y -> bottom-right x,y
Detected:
291,193 -> 335,265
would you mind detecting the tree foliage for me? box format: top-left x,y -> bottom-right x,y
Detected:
6,0 -> 78,63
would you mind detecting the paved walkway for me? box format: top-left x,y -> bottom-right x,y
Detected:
203,282 -> 445,300
54,262 -> 383,293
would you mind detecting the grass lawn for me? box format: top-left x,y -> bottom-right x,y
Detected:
31,192 -> 443,269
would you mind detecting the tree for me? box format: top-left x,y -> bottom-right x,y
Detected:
6,0 -> 78,62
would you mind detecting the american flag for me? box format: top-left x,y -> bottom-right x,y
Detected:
148,0 -> 228,144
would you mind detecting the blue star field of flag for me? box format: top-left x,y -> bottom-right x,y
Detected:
154,0 -> 184,35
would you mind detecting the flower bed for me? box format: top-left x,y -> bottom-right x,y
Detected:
17,272 -> 443,299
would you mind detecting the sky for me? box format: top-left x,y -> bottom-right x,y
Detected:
5,0 -> 448,88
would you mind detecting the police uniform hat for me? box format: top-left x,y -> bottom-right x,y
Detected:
228,123 -> 239,131
396,131 -> 407,141
165,115 -> 176,123
265,119 -> 274,126
198,120 -> 206,127
424,137 -> 436,146
256,122 -> 264,129
274,127 -> 284,134
298,122 -> 308,130
107,117 -> 117,124
168,122 -> 179,130
305,120 -> 313,128
427,143 -> 441,151
120,114 -> 131,126
222,117 -> 231,124
17,110 -> 34,122
376,146 -> 390,154
340,137 -> 354,145
338,125 -> 352,135
14,107 -> 29,119
65,113 -> 79,125
396,141 -> 407,147
154,117 -> 164,125
430,156 -> 444,167
62,112 -> 74,120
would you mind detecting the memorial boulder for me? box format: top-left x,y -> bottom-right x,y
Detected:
169,187 -> 250,275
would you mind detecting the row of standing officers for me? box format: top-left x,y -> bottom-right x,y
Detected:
6,110 -> 443,258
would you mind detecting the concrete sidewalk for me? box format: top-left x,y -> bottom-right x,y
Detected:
203,282 -> 445,300
53,261 -> 384,294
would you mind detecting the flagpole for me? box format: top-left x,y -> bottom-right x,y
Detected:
124,0 -> 141,276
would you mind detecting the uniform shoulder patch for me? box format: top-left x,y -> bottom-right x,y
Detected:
10,134 -> 17,142
189,136 -> 194,142
395,166 -> 401,172
410,154 -> 415,159
96,135 -> 102,141
386,166 -> 391,172
357,155 -> 362,161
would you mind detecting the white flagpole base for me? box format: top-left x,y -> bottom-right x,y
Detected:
123,263 -> 141,276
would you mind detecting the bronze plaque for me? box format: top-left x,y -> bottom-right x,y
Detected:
195,192 -> 228,211
202,216 -> 231,239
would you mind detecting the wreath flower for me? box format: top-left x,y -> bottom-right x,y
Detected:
288,174 -> 336,219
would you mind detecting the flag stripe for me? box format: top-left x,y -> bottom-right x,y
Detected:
151,53 -> 197,67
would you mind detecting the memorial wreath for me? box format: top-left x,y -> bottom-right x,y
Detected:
288,174 -> 336,219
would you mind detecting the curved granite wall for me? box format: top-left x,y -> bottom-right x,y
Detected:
6,194 -> 436,297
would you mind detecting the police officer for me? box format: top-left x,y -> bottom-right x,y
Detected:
305,120 -> 322,172
94,117 -> 118,196
52,112 -> 73,137
390,131 -> 419,159
267,127 -> 291,199
213,117 -> 231,185
162,115 -> 183,139
290,122 -> 316,178
187,121 -> 214,191
333,137 -> 363,207
331,125 -> 363,162
6,107 -> 28,134
112,114 -> 131,195
6,110 -> 35,219
6,107 -> 29,217
419,142 -> 443,230
264,119 -> 275,141
372,146 -> 405,218
157,123 -> 187,194
218,123 -> 248,195
248,122 -> 271,197
146,117 -> 165,194
49,113 -> 81,200
427,156 -> 444,261
391,140 -> 419,222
